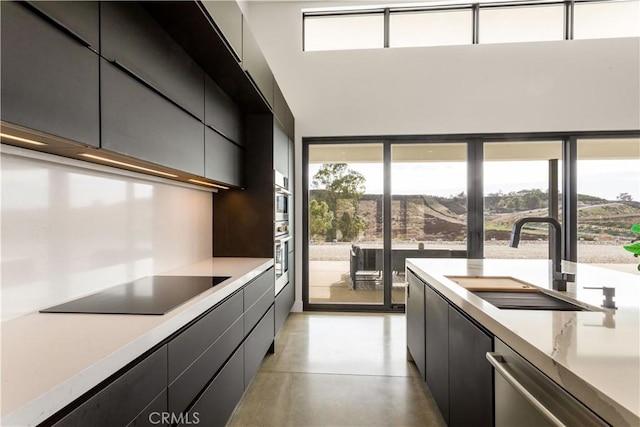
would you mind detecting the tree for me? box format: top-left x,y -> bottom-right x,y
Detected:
617,192 -> 633,202
312,163 -> 367,241
309,199 -> 333,240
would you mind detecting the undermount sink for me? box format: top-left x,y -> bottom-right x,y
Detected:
445,275 -> 596,312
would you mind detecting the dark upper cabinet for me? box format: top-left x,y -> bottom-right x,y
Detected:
201,0 -> 243,62
101,2 -> 204,120
205,128 -> 243,187
274,82 -> 287,129
406,272 -> 426,380
274,77 -> 295,141
242,18 -> 274,107
0,1 -> 99,147
425,283 -> 450,425
205,75 -> 242,145
448,307 -> 494,427
273,120 -> 288,176
286,106 -> 295,141
101,60 -> 204,176
26,1 -> 99,50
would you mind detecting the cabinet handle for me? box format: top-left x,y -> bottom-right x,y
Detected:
486,352 -> 566,427
111,60 -> 202,123
23,2 -> 92,49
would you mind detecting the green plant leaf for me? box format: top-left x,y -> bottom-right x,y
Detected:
631,224 -> 640,234
623,242 -> 640,255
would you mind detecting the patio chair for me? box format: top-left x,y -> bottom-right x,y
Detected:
350,245 -> 382,290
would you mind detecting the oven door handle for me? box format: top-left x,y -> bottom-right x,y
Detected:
275,236 -> 292,243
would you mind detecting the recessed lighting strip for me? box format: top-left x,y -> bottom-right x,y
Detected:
80,154 -> 178,178
188,179 -> 229,190
0,132 -> 47,146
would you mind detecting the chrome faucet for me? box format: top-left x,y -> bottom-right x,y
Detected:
509,217 -> 574,291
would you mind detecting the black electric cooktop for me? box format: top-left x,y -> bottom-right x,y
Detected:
40,276 -> 230,315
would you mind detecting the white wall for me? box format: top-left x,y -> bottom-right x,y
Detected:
1,148 -> 213,321
246,1 -> 640,137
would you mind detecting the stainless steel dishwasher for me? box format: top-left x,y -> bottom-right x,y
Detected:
487,339 -> 608,427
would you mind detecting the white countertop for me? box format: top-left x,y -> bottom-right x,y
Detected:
1,257 -> 273,427
406,258 -> 640,426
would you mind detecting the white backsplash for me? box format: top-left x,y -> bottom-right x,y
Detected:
1,148 -> 213,321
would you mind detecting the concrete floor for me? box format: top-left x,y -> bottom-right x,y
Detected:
227,312 -> 446,427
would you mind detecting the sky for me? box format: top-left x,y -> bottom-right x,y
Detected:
309,159 -> 640,201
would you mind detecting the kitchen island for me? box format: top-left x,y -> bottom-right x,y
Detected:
1,257 -> 273,426
407,258 -> 640,426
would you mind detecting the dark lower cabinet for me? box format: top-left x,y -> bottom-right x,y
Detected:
168,291 -> 243,382
425,284 -> 450,424
407,270 -> 494,427
244,306 -> 275,389
275,280 -> 294,336
406,271 -> 426,379
179,344 -> 245,427
46,267 -> 278,427
101,59 -> 205,176
1,1 -> 99,147
53,346 -> 168,427
128,389 -> 167,427
448,307 -> 494,427
168,315 -> 244,415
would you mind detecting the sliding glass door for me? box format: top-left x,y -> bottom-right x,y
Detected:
483,141 -> 563,259
577,138 -> 640,272
390,143 -> 468,304
307,143 -> 385,306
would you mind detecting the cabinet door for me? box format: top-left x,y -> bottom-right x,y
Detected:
101,60 -> 205,176
168,316 -> 244,415
128,389 -> 167,427
244,306 -> 275,389
425,283 -> 450,424
27,1 -> 99,49
54,346 -> 168,426
1,2 -> 99,147
101,2 -> 204,119
273,120 -> 288,176
201,0 -> 243,61
168,291 -> 243,382
406,272 -> 426,379
242,18 -> 274,107
448,307 -> 494,427
179,344 -> 245,427
275,279 -> 294,336
205,128 -> 243,187
274,82 -> 287,128
205,74 -> 242,145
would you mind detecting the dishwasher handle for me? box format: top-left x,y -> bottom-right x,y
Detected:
486,352 -> 566,427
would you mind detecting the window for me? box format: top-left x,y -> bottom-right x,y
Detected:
479,4 -> 565,44
483,141 -> 563,259
389,9 -> 473,47
304,12 -> 384,51
576,138 -> 640,270
574,0 -> 640,40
